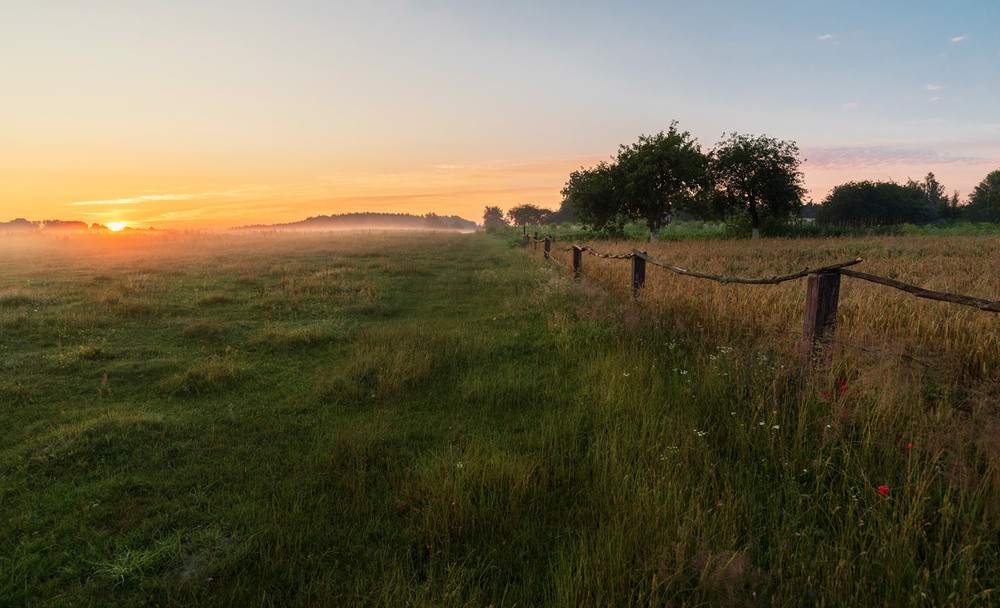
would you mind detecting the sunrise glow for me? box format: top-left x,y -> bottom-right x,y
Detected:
106,222 -> 127,232
1,2 -> 997,229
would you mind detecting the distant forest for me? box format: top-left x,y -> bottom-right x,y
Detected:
234,212 -> 477,231
0,219 -> 92,232
0,213 -> 478,233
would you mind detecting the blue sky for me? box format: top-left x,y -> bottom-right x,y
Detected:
1,0 -> 997,227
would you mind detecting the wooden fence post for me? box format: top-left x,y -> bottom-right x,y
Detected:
801,271 -> 840,361
572,246 -> 582,279
523,234 -> 529,248
533,232 -> 538,250
543,237 -> 551,260
631,255 -> 646,296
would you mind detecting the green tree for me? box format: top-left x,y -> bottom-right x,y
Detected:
423,213 -> 445,228
710,133 -> 805,239
966,169 -> 1000,223
506,203 -> 551,227
561,161 -> 624,235
907,172 -> 949,220
482,206 -> 508,228
547,198 -> 578,225
615,123 -> 708,241
815,180 -> 934,226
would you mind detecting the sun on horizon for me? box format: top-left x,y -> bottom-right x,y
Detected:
107,222 -> 127,231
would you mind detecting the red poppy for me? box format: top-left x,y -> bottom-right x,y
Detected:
878,485 -> 889,495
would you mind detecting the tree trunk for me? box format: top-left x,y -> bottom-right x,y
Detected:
648,218 -> 660,242
748,202 -> 760,240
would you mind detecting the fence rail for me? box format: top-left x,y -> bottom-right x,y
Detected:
522,234 -> 1000,362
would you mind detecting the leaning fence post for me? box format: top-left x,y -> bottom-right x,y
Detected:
543,237 -> 551,260
572,246 -> 582,279
631,254 -> 646,297
801,271 -> 841,361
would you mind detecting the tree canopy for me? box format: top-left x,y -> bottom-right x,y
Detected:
815,180 -> 934,226
966,169 -> 1000,223
482,206 -> 508,228
710,133 -> 805,239
505,204 -> 551,227
563,123 -> 708,241
615,123 -> 708,241
561,161 -> 624,235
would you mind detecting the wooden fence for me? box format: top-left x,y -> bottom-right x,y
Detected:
521,232 -> 1000,362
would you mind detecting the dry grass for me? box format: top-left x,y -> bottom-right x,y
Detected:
552,234 -> 1000,379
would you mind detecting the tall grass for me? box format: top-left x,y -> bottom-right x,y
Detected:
1,230 -> 997,606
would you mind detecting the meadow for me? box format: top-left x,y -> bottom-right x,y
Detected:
1,229 -> 998,606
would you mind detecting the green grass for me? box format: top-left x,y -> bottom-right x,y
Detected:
1,230 -> 997,606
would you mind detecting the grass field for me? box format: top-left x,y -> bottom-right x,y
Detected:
2,230 -> 998,606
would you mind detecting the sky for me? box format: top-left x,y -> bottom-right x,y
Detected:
2,0 -> 998,229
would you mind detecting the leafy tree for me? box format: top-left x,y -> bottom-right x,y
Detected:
0,218 -> 39,231
815,180 -> 934,226
423,212 -> 445,228
506,203 -> 551,227
41,220 -> 88,231
615,122 -> 708,241
710,133 -> 805,239
966,169 -> 1000,223
482,206 -> 508,228
906,172 -> 950,221
561,161 -> 624,235
547,198 -> 578,225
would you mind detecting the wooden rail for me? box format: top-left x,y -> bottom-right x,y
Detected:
523,234 -> 1000,364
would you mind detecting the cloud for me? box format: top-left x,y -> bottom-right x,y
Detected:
842,102 -> 860,110
68,194 -> 199,206
67,187 -> 267,207
950,36 -> 967,43
817,34 -> 833,41
930,96 -> 941,102
926,84 -> 942,91
803,145 -> 977,171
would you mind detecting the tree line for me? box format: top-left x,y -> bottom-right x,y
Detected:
483,121 -> 1000,239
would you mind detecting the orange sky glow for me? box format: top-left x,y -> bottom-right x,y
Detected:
2,2 -> 997,230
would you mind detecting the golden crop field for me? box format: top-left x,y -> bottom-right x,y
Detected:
552,234 -> 1000,376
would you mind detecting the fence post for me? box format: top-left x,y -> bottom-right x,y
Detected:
572,246 -> 582,279
533,232 -> 538,250
523,234 -> 529,248
801,271 -> 840,361
543,237 -> 551,260
631,254 -> 646,297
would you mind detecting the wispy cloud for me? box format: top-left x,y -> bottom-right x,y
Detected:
930,96 -> 941,102
950,36 -> 967,43
69,194 -> 199,206
817,34 -> 833,41
803,145 -> 977,170
842,102 -> 860,110
67,187 -> 267,207
926,84 -> 943,91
